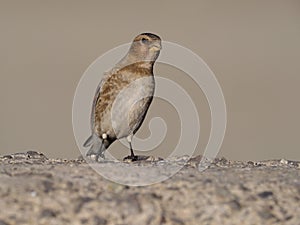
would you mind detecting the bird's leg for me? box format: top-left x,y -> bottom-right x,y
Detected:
129,141 -> 135,158
124,135 -> 138,161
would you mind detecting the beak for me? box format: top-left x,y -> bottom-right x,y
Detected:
150,43 -> 162,51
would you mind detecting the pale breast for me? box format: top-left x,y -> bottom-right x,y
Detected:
110,76 -> 155,139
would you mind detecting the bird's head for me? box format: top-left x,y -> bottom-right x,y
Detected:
128,33 -> 161,64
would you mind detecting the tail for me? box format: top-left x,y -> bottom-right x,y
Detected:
83,133 -> 106,160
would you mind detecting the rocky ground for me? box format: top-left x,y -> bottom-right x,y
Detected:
0,151 -> 299,225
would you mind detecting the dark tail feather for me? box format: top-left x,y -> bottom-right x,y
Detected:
84,134 -> 106,160
83,135 -> 93,147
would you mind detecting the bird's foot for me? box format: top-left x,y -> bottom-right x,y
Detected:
123,155 -> 163,162
123,155 -> 139,162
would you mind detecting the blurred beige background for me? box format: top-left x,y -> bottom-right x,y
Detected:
0,0 -> 299,160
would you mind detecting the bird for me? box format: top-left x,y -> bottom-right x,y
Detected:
83,33 -> 161,161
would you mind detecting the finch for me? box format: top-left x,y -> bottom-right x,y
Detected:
84,33 -> 161,161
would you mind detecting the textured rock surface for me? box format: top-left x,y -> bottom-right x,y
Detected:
0,151 -> 299,225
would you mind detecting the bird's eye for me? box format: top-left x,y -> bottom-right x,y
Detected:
141,38 -> 149,44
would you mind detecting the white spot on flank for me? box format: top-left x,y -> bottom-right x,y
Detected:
102,133 -> 107,139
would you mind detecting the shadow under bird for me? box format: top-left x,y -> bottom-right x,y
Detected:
84,33 -> 161,161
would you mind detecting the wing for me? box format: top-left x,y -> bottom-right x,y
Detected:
84,71 -> 113,148
89,72 -> 111,132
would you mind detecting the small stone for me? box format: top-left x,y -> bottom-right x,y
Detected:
40,209 -> 57,218
30,191 -> 37,197
280,159 -> 288,165
26,151 -> 48,160
258,209 -> 276,220
258,191 -> 273,199
145,156 -> 163,162
74,197 -> 93,213
42,180 -> 55,193
228,199 -> 242,211
2,155 -> 13,159
93,216 -> 107,225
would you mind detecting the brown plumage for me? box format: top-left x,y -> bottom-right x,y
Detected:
84,33 -> 161,161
